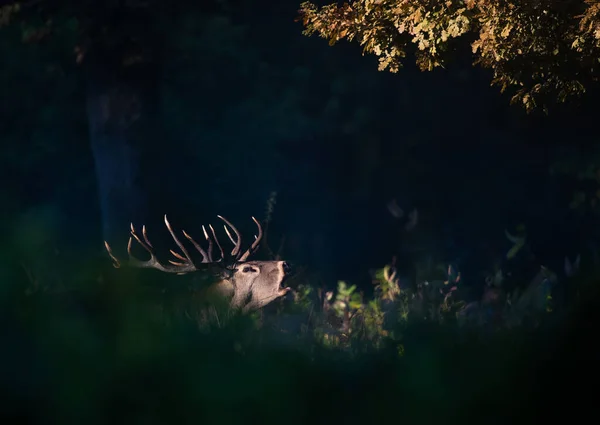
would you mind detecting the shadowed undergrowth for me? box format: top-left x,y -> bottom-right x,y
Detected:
1,246 -> 598,425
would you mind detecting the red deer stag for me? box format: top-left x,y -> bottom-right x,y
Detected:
104,214 -> 292,312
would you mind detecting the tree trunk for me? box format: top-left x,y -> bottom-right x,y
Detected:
85,57 -> 160,251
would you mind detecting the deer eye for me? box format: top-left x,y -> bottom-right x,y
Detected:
242,266 -> 256,273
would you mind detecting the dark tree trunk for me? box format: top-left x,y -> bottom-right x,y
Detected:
85,55 -> 160,250
80,1 -> 176,256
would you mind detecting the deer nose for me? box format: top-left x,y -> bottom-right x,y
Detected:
282,261 -> 292,275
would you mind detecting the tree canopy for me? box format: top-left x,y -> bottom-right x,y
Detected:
298,0 -> 600,113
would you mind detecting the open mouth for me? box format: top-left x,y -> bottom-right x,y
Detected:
277,274 -> 292,295
277,262 -> 294,296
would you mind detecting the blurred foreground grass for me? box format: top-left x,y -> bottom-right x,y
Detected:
1,242 -> 599,425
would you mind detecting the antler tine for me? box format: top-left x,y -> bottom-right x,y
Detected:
223,225 -> 236,248
209,224 -> 225,261
142,225 -> 153,248
128,223 -> 169,270
201,225 -> 214,262
163,215 -> 197,268
217,215 -> 242,258
238,217 -> 263,261
104,241 -> 121,268
182,228 -> 210,263
137,222 -> 197,272
103,222 -> 196,273
105,215 -> 264,273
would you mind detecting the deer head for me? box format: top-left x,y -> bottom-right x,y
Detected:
104,214 -> 292,312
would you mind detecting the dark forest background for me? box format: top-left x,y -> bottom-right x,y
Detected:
2,0 -> 598,289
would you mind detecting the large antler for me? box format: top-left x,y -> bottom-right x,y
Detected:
104,214 -> 264,273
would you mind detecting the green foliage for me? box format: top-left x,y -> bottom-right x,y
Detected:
298,0 -> 600,113
319,281 -> 393,351
332,280 -> 362,317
